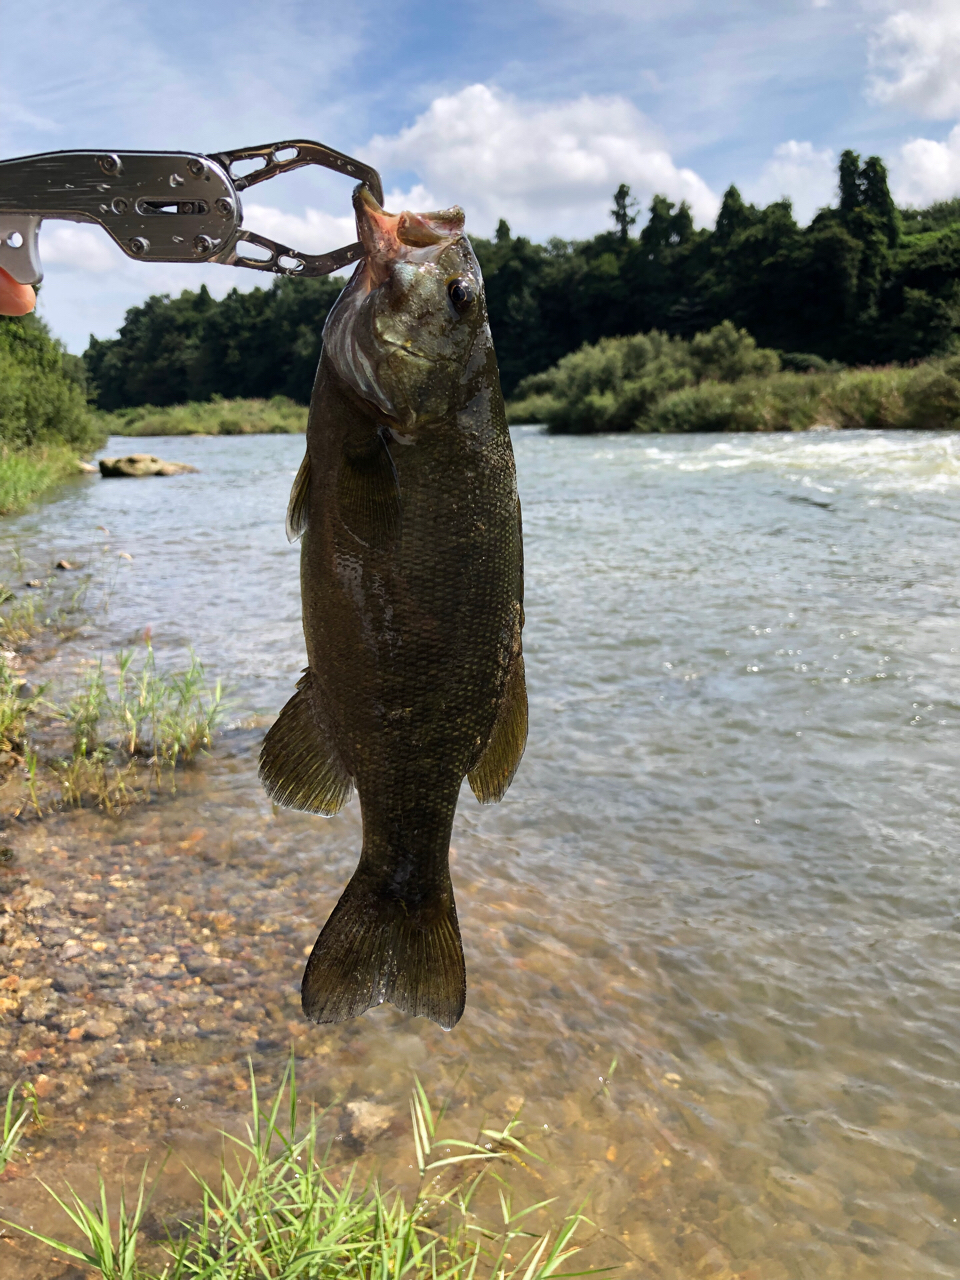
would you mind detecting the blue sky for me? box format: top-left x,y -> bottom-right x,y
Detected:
3,0 -> 960,352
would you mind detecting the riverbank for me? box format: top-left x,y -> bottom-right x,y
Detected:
0,444 -> 91,516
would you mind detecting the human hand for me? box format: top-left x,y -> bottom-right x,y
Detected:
0,266 -> 36,316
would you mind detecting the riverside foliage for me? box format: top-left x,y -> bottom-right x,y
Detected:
0,314 -> 106,512
82,150 -> 960,406
100,395 -> 307,436
505,322 -> 960,433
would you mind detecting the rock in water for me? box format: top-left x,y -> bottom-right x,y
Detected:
99,454 -> 198,477
260,186 -> 526,1030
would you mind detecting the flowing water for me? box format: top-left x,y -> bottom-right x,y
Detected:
2,429 -> 960,1279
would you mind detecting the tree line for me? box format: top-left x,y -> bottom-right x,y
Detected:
83,149 -> 960,408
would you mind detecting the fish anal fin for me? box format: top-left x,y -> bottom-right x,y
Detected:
468,651 -> 527,804
286,451 -> 311,543
301,870 -> 466,1029
337,428 -> 401,550
259,670 -> 352,815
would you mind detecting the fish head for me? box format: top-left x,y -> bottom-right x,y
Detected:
322,186 -> 490,434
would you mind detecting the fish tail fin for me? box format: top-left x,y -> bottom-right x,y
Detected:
301,871 -> 466,1030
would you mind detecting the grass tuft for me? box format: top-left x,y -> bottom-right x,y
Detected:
0,622 -> 224,817
3,1060 -> 595,1280
1,1080 -> 34,1176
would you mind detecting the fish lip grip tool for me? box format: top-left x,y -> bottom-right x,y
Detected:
0,140 -> 383,286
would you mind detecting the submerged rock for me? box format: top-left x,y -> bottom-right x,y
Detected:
99,454 -> 198,478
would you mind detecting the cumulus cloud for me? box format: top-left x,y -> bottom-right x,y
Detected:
745,140 -> 837,225
867,0 -> 960,119
364,84 -> 719,238
40,223 -> 126,274
240,204 -> 356,255
890,123 -> 960,206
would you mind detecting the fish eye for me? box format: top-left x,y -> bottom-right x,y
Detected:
447,277 -> 475,314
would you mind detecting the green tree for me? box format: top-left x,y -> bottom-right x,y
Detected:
611,184 -> 638,242
84,148 -> 960,405
714,186 -> 757,243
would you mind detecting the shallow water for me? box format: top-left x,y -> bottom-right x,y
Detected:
2,429 -> 960,1278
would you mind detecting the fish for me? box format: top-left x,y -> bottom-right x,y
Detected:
259,186 -> 526,1030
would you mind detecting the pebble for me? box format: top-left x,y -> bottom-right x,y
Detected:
83,1019 -> 119,1040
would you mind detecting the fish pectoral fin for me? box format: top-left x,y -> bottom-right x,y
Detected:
258,669 -> 352,815
468,650 -> 528,804
302,870 -> 466,1029
337,428 -> 402,549
286,450 -> 311,543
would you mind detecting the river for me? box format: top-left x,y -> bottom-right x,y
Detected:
2,428 -> 959,1278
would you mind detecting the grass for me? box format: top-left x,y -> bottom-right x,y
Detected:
0,443 -> 91,516
50,644 -> 224,813
0,630 -> 223,817
2,1061 -> 592,1280
1,1081 -> 36,1176
100,397 -> 308,437
0,555 -> 224,816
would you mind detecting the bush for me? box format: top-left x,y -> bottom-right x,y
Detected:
645,373 -> 828,433
506,322 -> 781,432
0,316 -> 103,453
818,362 -> 960,430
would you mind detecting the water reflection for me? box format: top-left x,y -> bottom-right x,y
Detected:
1,430 -> 959,1277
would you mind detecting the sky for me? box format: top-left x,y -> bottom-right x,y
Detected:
3,0 -> 960,352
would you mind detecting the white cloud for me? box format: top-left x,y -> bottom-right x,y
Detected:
364,84 -> 719,239
867,0 -> 960,119
40,223 -> 127,274
241,204 -> 356,256
891,123 -> 960,205
745,140 -> 837,225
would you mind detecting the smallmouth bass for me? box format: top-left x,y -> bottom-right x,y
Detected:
260,187 -> 526,1029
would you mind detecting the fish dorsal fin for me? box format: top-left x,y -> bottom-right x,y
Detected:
286,451 -> 311,543
337,427 -> 402,550
259,669 -> 353,815
468,650 -> 527,804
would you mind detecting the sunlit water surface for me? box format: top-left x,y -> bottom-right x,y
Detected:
2,429 -> 960,1279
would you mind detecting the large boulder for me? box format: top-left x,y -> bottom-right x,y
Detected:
99,454 -> 198,478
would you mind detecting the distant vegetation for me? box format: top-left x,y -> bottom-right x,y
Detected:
85,275 -> 343,411
506,321 -> 960,433
101,395 -> 307,436
0,314 -> 106,513
81,149 -> 960,410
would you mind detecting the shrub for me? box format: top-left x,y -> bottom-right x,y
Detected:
645,372 -> 829,433
507,322 -> 781,433
0,317 -> 103,453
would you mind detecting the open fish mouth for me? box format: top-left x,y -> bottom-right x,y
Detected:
354,186 -> 465,281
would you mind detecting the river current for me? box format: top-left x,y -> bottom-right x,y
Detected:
2,428 -> 960,1278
